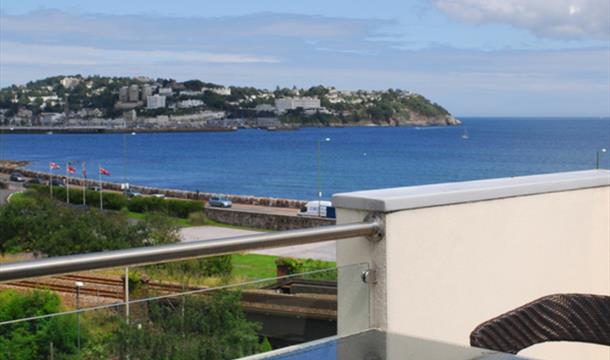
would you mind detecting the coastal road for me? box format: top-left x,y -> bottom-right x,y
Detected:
208,203 -> 299,217
0,189 -> 11,205
180,226 -> 336,261
0,175 -> 21,206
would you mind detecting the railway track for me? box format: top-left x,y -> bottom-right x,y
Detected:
1,273 -> 338,347
5,279 -> 122,299
2,273 -> 337,320
3,273 -> 210,300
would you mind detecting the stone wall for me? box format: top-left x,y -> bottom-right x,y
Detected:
205,206 -> 335,231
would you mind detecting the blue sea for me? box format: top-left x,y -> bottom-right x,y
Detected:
2,118 -> 609,200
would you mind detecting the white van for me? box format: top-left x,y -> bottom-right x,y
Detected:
298,200 -> 333,217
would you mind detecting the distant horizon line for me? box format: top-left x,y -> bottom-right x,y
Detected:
456,116 -> 610,119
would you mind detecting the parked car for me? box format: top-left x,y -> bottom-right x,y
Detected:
208,195 -> 232,208
87,184 -> 101,192
151,193 -> 166,199
297,200 -> 333,218
23,177 -> 45,188
123,188 -> 141,198
49,178 -> 65,187
9,172 -> 26,182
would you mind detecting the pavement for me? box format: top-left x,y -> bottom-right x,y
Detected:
208,203 -> 299,217
179,226 -> 336,261
0,189 -> 10,205
0,175 -> 21,205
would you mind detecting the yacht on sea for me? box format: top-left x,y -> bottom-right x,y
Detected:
462,127 -> 469,140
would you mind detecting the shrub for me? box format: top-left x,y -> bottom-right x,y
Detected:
45,185 -> 128,210
0,290 -> 81,360
0,191 -> 178,257
274,257 -> 336,280
127,196 -> 166,214
200,256 -> 233,277
153,256 -> 233,280
274,257 -> 302,274
111,291 -> 267,359
188,212 -> 208,226
85,188 -> 102,207
101,192 -> 128,210
166,198 -> 204,218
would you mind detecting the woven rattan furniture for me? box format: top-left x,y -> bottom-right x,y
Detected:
470,293 -> 610,354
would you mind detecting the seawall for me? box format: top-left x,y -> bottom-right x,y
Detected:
204,206 -> 335,231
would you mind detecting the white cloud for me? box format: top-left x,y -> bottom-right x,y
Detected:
0,10 -> 394,53
0,42 -> 280,66
0,9 -> 608,115
433,0 -> 610,39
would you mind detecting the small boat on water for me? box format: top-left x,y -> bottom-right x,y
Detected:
461,127 -> 469,140
46,131 -> 53,135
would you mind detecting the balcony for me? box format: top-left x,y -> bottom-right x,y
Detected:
1,169 -> 609,359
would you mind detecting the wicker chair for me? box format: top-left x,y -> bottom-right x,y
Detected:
470,294 -> 610,354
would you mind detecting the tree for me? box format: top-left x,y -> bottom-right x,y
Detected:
0,290 -> 80,360
0,190 -> 178,257
111,291 -> 270,359
182,80 -> 205,91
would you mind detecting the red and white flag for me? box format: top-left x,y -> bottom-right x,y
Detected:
49,162 -> 60,170
99,167 -> 111,176
67,164 -> 76,174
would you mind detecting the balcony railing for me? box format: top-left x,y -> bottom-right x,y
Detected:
0,218 -> 383,282
1,169 -> 608,360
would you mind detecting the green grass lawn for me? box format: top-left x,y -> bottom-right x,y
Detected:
230,253 -> 337,281
125,210 -> 268,231
6,191 -> 25,203
203,218 -> 272,232
231,253 -> 279,280
126,211 -> 190,227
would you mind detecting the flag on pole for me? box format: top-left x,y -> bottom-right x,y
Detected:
98,165 -> 110,210
49,162 -> 60,196
65,161 -> 72,204
82,161 -> 87,206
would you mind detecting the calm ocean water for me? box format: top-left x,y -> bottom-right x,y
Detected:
2,117 -> 609,200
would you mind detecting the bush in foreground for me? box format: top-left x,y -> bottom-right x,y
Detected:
111,291 -> 270,360
0,290 -> 80,360
0,191 -> 179,256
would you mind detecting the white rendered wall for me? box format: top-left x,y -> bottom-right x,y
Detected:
336,172 -> 610,360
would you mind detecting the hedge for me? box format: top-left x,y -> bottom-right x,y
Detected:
31,184 -> 204,218
126,196 -> 203,218
166,198 -> 204,218
127,196 -> 166,213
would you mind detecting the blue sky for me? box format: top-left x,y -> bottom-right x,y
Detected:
1,0 -> 609,116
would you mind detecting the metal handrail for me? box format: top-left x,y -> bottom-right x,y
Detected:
0,220 -> 382,282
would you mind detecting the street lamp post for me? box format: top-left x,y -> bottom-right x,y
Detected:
123,132 -> 135,191
123,133 -> 127,186
316,137 -> 331,217
0,125 -> 4,163
74,281 -> 84,359
596,148 -> 607,169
